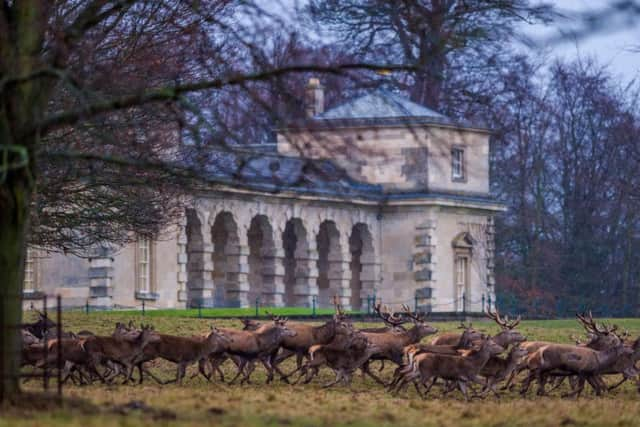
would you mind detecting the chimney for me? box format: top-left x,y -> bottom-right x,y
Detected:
305,77 -> 324,118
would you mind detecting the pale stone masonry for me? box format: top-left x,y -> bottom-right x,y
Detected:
27,82 -> 505,312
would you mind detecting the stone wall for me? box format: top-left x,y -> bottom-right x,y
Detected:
277,125 -> 490,194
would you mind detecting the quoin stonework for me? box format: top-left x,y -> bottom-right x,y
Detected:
24,80 -> 505,312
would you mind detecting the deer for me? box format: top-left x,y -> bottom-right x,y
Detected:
521,337 -> 631,397
507,312 -> 621,392
389,335 -> 505,400
358,304 -> 438,385
479,345 -> 529,397
288,320 -> 360,384
216,317 -> 297,385
430,321 -> 482,346
386,325 -> 485,392
133,326 -> 232,385
304,329 -> 382,388
82,324 -> 160,384
269,301 -> 351,382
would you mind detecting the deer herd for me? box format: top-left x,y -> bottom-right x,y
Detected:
19,304 -> 640,400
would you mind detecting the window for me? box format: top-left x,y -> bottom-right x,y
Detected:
137,238 -> 151,293
24,248 -> 36,291
452,148 -> 465,180
456,257 -> 467,287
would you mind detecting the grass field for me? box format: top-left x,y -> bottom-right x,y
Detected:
3,313 -> 640,427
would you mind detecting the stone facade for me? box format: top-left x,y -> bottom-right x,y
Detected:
26,86 -> 504,312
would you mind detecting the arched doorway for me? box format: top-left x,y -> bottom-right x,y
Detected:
247,215 -> 277,305
282,218 -> 309,306
349,223 -> 375,311
211,211 -> 240,306
316,220 -> 343,307
452,232 -> 474,312
185,208 -> 213,308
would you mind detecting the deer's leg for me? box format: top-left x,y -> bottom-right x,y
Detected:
561,376 -> 584,398
608,376 -> 628,391
457,381 -> 470,401
178,363 -> 188,385
197,358 -> 212,382
361,360 -> 387,386
322,371 -> 342,388
241,361 -> 256,385
520,369 -> 535,395
227,359 -> 246,385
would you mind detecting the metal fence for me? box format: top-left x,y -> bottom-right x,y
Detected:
2,294 -> 64,400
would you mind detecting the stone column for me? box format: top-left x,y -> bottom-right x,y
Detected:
186,210 -> 214,308
88,246 -> 114,309
359,251 -> 381,310
485,216 -> 496,311
413,218 -> 437,312
293,238 -> 320,307
176,215 -> 188,306
327,232 -> 352,310
224,236 -> 251,308
261,245 -> 286,307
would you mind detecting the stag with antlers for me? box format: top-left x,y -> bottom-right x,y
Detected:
358,304 -> 438,385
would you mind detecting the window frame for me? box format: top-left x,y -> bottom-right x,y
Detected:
23,248 -> 37,292
135,237 -> 156,298
451,146 -> 466,182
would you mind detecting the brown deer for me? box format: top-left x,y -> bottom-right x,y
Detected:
135,326 -> 232,385
82,324 -> 160,384
219,317 -> 297,385
430,321 -> 482,345
389,335 -> 505,400
506,312 -> 621,391
359,304 -> 438,385
269,303 -> 351,382
479,345 -> 529,397
521,338 -> 631,397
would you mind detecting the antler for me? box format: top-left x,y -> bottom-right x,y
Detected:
401,304 -> 425,323
373,304 -> 407,327
486,308 -> 521,330
577,311 -> 617,335
332,295 -> 345,317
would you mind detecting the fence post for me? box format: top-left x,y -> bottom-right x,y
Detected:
312,295 -> 317,318
142,299 -> 145,316
462,292 -> 466,316
85,299 -> 89,315
367,295 -> 371,315
198,300 -> 202,319
255,297 -> 260,318
56,295 -> 63,400
482,294 -> 485,313
488,294 -> 492,312
43,294 -> 49,391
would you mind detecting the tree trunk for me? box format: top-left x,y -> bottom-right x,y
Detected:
0,173 -> 31,401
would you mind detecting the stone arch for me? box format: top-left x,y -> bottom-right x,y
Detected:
211,211 -> 241,306
185,208 -> 213,307
247,215 -> 284,306
282,218 -> 314,306
316,220 -> 348,307
349,223 -> 376,311
452,232 -> 474,312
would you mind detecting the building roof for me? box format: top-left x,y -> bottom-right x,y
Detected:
186,148 -> 503,210
308,89 -> 488,131
317,90 -> 446,120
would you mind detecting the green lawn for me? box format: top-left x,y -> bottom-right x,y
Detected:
93,306 -> 350,318
3,313 -> 640,427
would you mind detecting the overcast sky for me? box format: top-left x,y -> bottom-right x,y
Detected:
523,0 -> 640,83
260,0 -> 640,83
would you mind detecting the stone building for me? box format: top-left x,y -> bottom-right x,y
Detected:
24,80 -> 505,312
